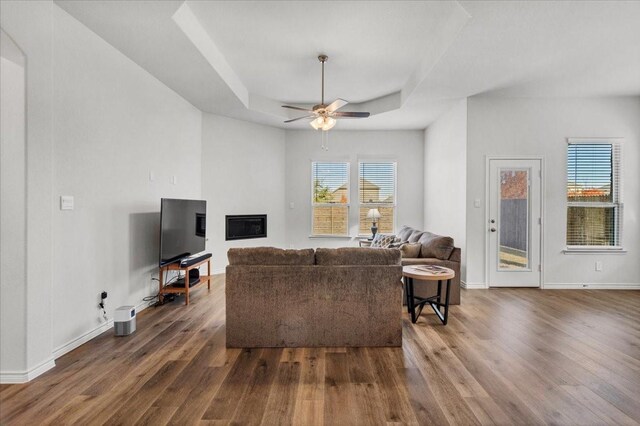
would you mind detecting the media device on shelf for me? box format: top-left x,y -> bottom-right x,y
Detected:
159,198 -> 207,267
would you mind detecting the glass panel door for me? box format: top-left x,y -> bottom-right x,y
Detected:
498,169 -> 530,271
488,159 -> 541,287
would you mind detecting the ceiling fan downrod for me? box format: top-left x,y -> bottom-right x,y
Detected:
319,54 -> 327,106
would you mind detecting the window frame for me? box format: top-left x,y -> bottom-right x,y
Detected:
310,160 -> 351,238
564,138 -> 624,253
357,160 -> 398,236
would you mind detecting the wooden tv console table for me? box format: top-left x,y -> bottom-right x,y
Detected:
158,257 -> 212,305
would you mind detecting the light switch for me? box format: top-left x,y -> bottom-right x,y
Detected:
171,175 -> 177,185
60,196 -> 74,210
474,199 -> 481,208
149,171 -> 155,182
289,202 -> 295,209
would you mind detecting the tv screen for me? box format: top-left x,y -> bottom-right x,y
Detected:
159,198 -> 206,266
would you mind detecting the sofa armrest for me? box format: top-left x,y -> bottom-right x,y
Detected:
449,247 -> 461,262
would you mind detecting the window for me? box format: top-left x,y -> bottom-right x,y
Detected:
311,162 -> 349,236
566,139 -> 623,249
359,161 -> 396,235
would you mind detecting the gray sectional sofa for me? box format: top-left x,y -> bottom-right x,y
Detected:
393,225 -> 461,305
225,247 -> 403,348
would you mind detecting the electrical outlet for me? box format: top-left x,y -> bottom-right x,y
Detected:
595,261 -> 603,272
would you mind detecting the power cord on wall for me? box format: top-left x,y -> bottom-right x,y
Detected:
98,291 -> 108,321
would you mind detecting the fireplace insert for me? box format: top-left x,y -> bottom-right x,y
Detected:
225,214 -> 267,240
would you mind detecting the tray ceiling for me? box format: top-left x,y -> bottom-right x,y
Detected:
54,0 -> 640,130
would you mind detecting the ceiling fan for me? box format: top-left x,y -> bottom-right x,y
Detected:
282,55 -> 370,131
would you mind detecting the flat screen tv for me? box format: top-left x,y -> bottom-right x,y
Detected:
159,198 -> 206,266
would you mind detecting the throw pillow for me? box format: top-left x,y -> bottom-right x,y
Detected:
370,234 -> 397,248
388,238 -> 406,249
418,232 -> 455,260
399,242 -> 422,258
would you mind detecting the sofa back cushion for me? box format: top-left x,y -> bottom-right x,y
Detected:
228,247 -> 315,265
315,247 -> 401,266
396,225 -> 415,242
418,232 -> 455,260
407,229 -> 426,243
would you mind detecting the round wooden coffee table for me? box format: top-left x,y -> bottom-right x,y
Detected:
402,265 -> 455,325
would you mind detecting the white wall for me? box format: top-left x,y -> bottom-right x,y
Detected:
466,96 -> 640,288
201,114 -> 286,273
1,51 -> 26,372
424,99 -> 467,280
51,6 -> 202,352
285,130 -> 424,248
1,0 -> 55,382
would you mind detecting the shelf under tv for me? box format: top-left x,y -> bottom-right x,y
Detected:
158,255 -> 212,305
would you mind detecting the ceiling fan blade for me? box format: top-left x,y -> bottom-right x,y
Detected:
284,115 -> 315,123
282,105 -> 314,112
332,111 -> 370,118
325,98 -> 348,113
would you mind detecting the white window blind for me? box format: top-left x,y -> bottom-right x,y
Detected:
311,162 -> 349,236
358,162 -> 396,235
566,140 -> 623,248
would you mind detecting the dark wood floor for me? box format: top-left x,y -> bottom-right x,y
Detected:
1,276 -> 639,425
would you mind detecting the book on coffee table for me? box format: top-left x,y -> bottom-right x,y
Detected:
412,265 -> 449,274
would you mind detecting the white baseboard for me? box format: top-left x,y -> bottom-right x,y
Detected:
52,300 -> 150,360
2,299 -> 162,384
461,281 -> 487,289
212,267 -> 225,275
3,300 -> 150,384
0,356 -> 56,384
462,281 -> 639,290
543,282 -> 640,290
52,318 -> 114,360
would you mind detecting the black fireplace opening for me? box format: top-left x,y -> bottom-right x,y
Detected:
225,214 -> 267,241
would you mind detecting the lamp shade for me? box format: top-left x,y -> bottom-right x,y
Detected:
366,208 -> 381,219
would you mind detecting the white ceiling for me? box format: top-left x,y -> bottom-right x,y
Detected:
187,1 -> 465,104
422,1 -> 640,99
1,29 -> 25,65
55,0 -> 640,131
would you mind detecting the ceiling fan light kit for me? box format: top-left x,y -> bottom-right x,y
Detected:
282,55 -> 370,134
310,115 -> 336,131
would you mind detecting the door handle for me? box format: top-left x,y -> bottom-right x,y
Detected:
490,228 -> 496,232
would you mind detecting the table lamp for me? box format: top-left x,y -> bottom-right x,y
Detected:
366,208 -> 382,238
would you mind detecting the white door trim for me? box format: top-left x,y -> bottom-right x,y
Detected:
484,156 -> 545,289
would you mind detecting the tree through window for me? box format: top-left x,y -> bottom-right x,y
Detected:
311,162 -> 349,236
